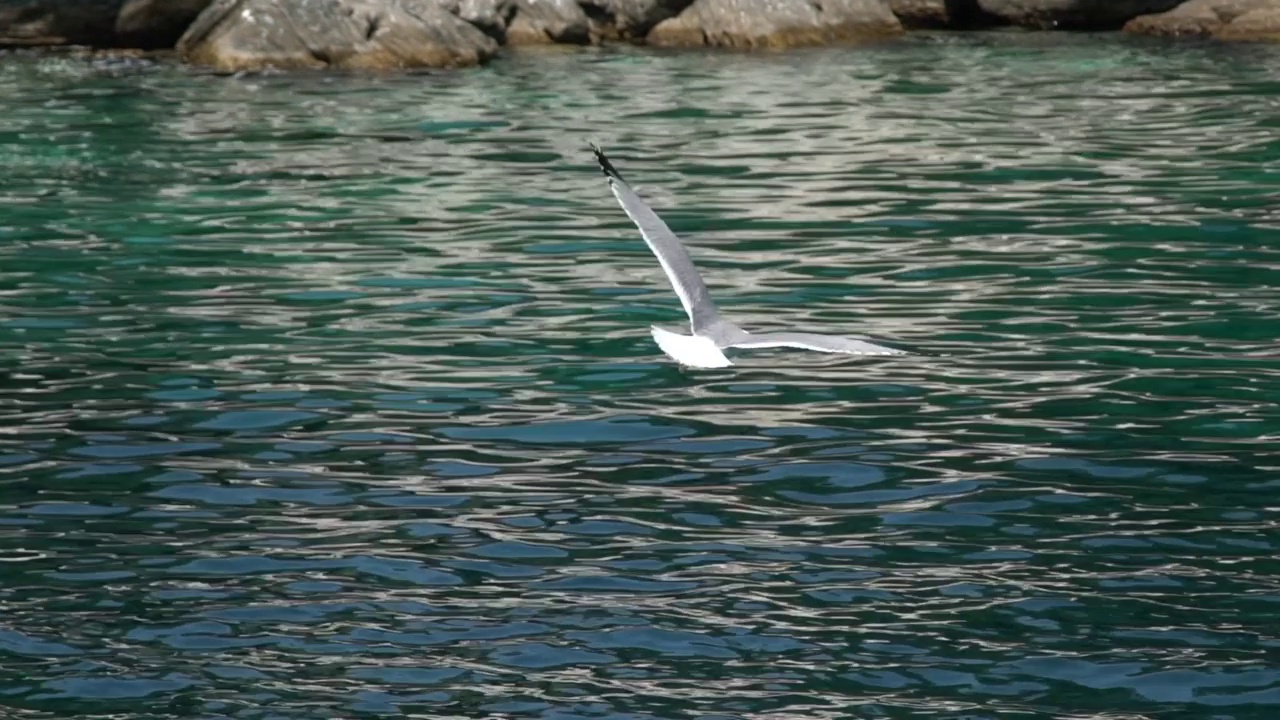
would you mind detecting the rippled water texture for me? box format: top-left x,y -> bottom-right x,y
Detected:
2,32 -> 1280,719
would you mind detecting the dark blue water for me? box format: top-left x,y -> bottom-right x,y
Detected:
2,32 -> 1279,719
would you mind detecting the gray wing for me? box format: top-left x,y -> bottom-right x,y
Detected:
590,143 -> 723,333
726,332 -> 909,356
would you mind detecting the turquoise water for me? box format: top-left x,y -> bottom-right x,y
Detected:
2,31 -> 1280,719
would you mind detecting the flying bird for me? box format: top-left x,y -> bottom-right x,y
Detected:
590,143 -> 909,369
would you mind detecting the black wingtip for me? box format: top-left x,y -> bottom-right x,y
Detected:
589,142 -> 624,182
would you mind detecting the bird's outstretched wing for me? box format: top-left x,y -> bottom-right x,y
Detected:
590,143 -> 723,333
726,332 -> 909,356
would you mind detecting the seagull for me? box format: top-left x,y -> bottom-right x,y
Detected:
590,143 -> 910,369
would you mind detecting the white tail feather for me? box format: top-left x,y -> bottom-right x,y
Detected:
649,326 -> 733,368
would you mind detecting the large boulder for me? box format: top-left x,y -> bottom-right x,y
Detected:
177,0 -> 498,71
976,0 -> 1184,28
0,0 -> 124,46
115,0 -> 213,48
1217,0 -> 1280,37
1124,0 -> 1280,38
647,0 -> 903,48
506,0 -> 591,43
580,0 -> 693,40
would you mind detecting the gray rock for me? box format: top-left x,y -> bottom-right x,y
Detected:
1123,0 -> 1279,38
506,0 -> 591,43
177,0 -> 499,71
976,0 -> 1184,28
438,0 -> 516,37
0,0 -> 124,46
580,0 -> 693,40
115,0 -> 213,48
648,0 -> 903,49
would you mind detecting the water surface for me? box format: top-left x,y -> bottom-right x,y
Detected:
2,31 -> 1279,720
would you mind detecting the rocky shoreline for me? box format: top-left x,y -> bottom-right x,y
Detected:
1,0 -> 1277,72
